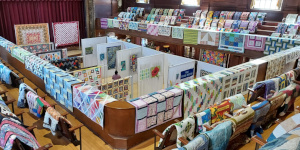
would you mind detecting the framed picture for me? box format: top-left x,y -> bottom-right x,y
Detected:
119,86 -> 123,92
107,82 -> 113,89
119,79 -> 124,86
113,80 -> 119,87
124,77 -> 129,85
113,87 -> 119,94
102,84 -> 107,91
107,89 -> 112,95
124,85 -> 129,91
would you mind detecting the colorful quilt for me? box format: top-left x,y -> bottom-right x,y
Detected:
213,11 -> 220,19
239,21 -> 249,30
53,21 -> 80,47
138,23 -> 147,32
172,26 -> 184,39
129,21 -> 139,30
73,67 -> 101,86
264,55 -> 286,80
198,30 -> 219,46
256,12 -> 267,23
226,12 -> 235,19
201,49 -> 227,67
50,57 -> 80,71
158,25 -> 171,36
248,21 -> 258,33
264,38 -> 298,55
287,24 -> 299,35
183,28 -> 198,45
147,24 -> 159,36
128,87 -> 183,133
219,11 -> 228,20
24,55 -> 48,79
130,54 -> 137,72
209,100 -> 231,124
244,35 -> 266,51
20,43 -> 52,53
285,14 -> 298,24
248,12 -> 258,21
107,45 -> 121,70
219,32 -> 245,53
100,18 -> 108,29
233,12 -> 242,20
275,23 -> 288,35
36,50 -> 62,61
11,47 -> 33,63
14,23 -> 50,45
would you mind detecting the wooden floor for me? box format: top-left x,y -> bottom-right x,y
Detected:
1,76 -> 300,150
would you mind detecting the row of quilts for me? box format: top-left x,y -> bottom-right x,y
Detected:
0,36 -> 17,53
117,7 -> 145,21
174,61 -> 258,118
73,84 -> 117,127
99,77 -> 130,101
128,86 -> 183,133
50,56 -> 81,71
14,22 -> 80,47
272,23 -> 300,38
43,64 -> 83,112
19,43 -> 54,53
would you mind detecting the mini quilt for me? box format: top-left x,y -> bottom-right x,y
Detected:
213,11 -> 221,19
150,8 -> 156,14
172,26 -> 184,39
275,23 -> 288,35
219,11 -> 228,19
15,23 -> 50,45
170,16 -> 177,25
199,18 -> 206,28
224,20 -> 234,29
164,16 -> 171,25
256,12 -> 267,23
201,11 -> 208,19
138,23 -> 147,32
113,19 -> 120,28
168,9 -> 174,16
154,15 -> 161,24
248,21 -> 258,33
195,10 -> 202,18
244,35 -> 266,51
248,12 -> 258,21
218,19 -> 225,28
193,18 -> 200,25
177,9 -> 185,22
158,25 -> 171,36
219,32 -> 245,53
239,21 -> 249,30
183,28 -> 198,45
119,21 -> 129,30
287,24 -> 299,35
232,20 -> 242,29
226,12 -> 235,19
198,30 -> 219,46
163,9 -> 169,16
240,12 -> 250,20
53,21 -> 80,47
204,19 -> 212,28
147,24 -> 159,36
100,18 -> 108,29
107,19 -> 114,28
154,9 -> 160,15
20,43 -> 52,53
160,15 -> 166,23
285,14 -> 298,24
206,11 -> 214,20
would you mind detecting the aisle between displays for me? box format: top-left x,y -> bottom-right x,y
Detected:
196,61 -> 226,77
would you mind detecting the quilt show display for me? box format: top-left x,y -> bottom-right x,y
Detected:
219,32 -> 245,53
128,87 -> 183,133
52,21 -> 80,47
99,77 -> 130,101
14,23 -> 50,45
25,55 -> 48,79
201,49 -> 227,67
107,45 -> 122,70
197,61 -> 226,77
36,50 -> 62,61
73,66 -> 102,86
130,54 -> 138,72
20,43 -> 53,53
73,84 -> 116,127
11,47 -> 33,63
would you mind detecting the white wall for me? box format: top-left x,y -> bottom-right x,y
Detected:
142,47 -> 162,56
138,53 -> 165,96
168,61 -> 196,87
196,61 -> 226,77
81,37 -> 107,68
96,42 -> 125,79
116,47 -> 142,83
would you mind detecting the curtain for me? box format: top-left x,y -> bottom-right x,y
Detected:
0,0 -> 86,44
250,0 -> 255,8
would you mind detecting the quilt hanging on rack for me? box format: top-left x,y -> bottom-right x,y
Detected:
73,67 -> 102,86
264,38 -> 298,55
15,23 -> 50,45
107,46 -> 122,70
198,31 -> 219,46
53,21 -> 80,47
172,26 -> 184,39
24,55 -> 48,79
201,49 -> 227,67
183,28 -> 198,45
50,57 -> 80,71
128,87 -> 183,133
264,55 -> 286,80
244,35 -> 266,51
11,47 -> 33,63
219,33 -> 245,53
20,43 -> 52,53
36,50 -> 62,61
73,84 -> 117,127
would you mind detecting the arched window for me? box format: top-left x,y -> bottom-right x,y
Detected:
181,0 -> 200,6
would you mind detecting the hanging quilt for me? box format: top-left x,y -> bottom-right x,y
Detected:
224,20 -> 234,29
53,21 -> 80,47
275,23 -> 288,35
240,12 -> 250,20
129,21 -> 139,30
264,55 -> 286,80
195,10 -> 202,18
14,23 -> 50,45
172,26 -> 184,39
107,45 -> 121,70
285,14 -> 298,24
248,21 -> 258,33
213,11 -> 220,19
219,33 -> 245,53
158,25 -> 171,36
36,50 -> 62,61
219,11 -> 228,20
100,18 -> 108,29
233,12 -> 242,20
201,49 -> 227,67
73,67 -> 102,86
287,24 -> 299,35
256,12 -> 267,23
147,24 -> 159,36
130,54 -> 137,72
239,21 -> 249,30
138,23 -> 147,32
198,30 -> 219,46
264,37 -> 297,55
107,19 -> 114,28
11,47 -> 33,63
248,12 -> 258,21
128,87 -> 183,133
183,28 -> 198,45
20,43 -> 52,53
50,57 -> 80,71
244,35 -> 266,51
201,11 -> 208,19
24,55 -> 48,79
226,12 -> 235,19
119,21 -> 129,30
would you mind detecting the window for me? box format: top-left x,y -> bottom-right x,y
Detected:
136,0 -> 149,4
181,0 -> 200,6
250,0 -> 283,10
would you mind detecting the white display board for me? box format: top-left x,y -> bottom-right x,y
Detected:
137,53 -> 165,96
168,61 -> 196,87
81,37 -> 107,68
116,47 -> 142,83
142,47 -> 162,56
107,37 -> 140,49
96,42 -> 125,78
196,61 -> 226,77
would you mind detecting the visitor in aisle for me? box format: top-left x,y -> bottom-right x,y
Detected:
112,70 -> 121,80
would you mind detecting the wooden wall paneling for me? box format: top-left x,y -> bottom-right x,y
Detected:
112,0 -> 119,16
95,0 -> 112,18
